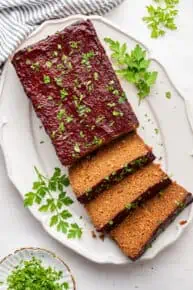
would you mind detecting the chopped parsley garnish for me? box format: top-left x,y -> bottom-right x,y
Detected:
74,143 -> 80,153
54,77 -> 63,87
74,79 -> 81,88
113,89 -> 119,96
31,62 -> 40,71
92,136 -> 103,145
107,102 -> 116,107
73,96 -> 91,117
112,110 -> 123,117
81,51 -> 95,67
165,91 -> 172,99
106,82 -> 115,92
143,0 -> 179,38
24,167 -> 82,238
94,72 -> 99,80
154,128 -> 159,134
96,115 -> 105,124
175,200 -> 185,208
57,109 -> 65,120
62,54 -> 68,62
79,131 -> 84,138
85,80 -> 94,92
118,92 -> 127,103
70,41 -> 80,49
46,61 -> 52,68
59,122 -> 65,132
43,75 -> 51,84
104,38 -> 158,103
25,59 -> 31,65
125,202 -> 138,210
53,51 -> 58,57
60,88 -> 68,99
57,64 -> 64,70
65,116 -> 73,123
77,104 -> 91,117
57,44 -> 62,50
6,257 -> 69,290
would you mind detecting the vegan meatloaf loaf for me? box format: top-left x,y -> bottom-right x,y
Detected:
85,163 -> 171,232
12,20 -> 138,166
110,182 -> 193,261
69,133 -> 155,203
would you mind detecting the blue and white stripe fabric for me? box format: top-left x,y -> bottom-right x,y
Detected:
0,0 -> 123,69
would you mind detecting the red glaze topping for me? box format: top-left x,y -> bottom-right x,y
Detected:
12,20 -> 138,166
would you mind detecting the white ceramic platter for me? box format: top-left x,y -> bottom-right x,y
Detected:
0,15 -> 193,265
0,247 -> 75,289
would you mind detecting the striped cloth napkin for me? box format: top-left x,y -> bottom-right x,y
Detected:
0,0 -> 123,72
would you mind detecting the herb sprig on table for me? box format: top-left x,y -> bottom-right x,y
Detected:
143,0 -> 179,38
104,38 -> 158,103
6,257 -> 69,290
24,167 -> 82,239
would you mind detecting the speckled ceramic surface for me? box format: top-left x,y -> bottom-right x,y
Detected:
0,15 -> 193,264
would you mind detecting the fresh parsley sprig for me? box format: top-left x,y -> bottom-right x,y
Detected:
24,167 -> 82,239
104,38 -> 158,103
143,0 -> 179,38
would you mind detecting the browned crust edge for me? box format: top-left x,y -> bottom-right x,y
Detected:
77,151 -> 155,204
98,177 -> 171,232
123,193 -> 193,261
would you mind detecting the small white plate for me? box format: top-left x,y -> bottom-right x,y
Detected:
0,15 -> 193,265
0,247 -> 75,289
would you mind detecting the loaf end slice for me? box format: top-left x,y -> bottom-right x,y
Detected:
110,182 -> 193,261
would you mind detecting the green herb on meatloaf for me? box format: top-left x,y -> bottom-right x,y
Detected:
118,92 -> 127,104
104,38 -> 158,103
31,62 -> 40,71
46,61 -> 53,68
54,77 -> 63,87
143,0 -> 179,38
70,41 -> 80,49
24,167 -> 82,239
57,44 -> 62,50
60,88 -> 68,99
43,75 -> 51,84
74,143 -> 80,153
6,257 -> 69,290
112,110 -> 123,117
81,51 -> 95,67
93,72 -> 99,80
73,95 -> 91,117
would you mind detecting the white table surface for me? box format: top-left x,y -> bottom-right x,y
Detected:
0,0 -> 193,289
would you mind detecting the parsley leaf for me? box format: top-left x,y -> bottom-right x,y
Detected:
24,167 -> 82,239
143,0 -> 179,38
68,223 -> 83,239
104,38 -> 158,103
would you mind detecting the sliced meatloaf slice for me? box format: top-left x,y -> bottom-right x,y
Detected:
110,182 -> 193,261
85,163 -> 171,232
69,133 -> 155,203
